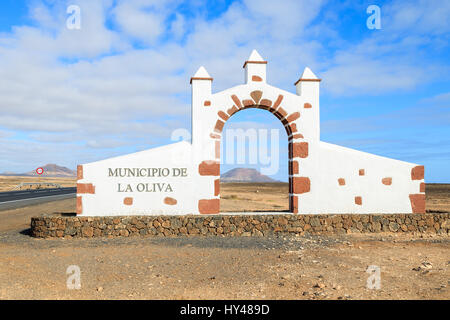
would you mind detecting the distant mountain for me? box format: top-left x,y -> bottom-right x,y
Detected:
221,168 -> 278,183
1,164 -> 76,177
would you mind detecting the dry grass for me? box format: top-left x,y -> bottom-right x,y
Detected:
220,182 -> 289,212
0,175 -> 76,192
425,184 -> 450,212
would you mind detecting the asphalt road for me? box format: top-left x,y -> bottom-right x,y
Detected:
0,187 -> 76,211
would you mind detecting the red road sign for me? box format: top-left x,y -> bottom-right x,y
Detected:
36,167 -> 44,175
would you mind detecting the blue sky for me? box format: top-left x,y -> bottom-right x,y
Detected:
0,0 -> 449,182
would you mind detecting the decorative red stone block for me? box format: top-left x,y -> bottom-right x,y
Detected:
273,94 -> 284,110
210,133 -> 221,139
76,196 -> 82,215
338,178 -> 345,186
359,169 -> 365,176
218,111 -> 229,121
227,105 -> 239,116
242,99 -> 254,107
259,99 -> 272,108
277,107 -> 288,118
214,179 -> 220,196
355,196 -> 362,205
292,161 -> 299,175
290,123 -> 298,133
411,165 -> 424,180
204,101 -> 211,106
124,197 -> 133,205
198,199 -> 220,214
409,194 -> 425,213
304,103 -> 312,109
77,183 -> 95,194
215,140 -> 220,158
293,177 -> 310,194
164,197 -> 177,205
289,133 -> 304,140
293,142 -> 308,158
286,112 -> 300,123
214,120 -> 224,133
231,94 -> 242,109
420,182 -> 425,193
382,177 -> 392,185
252,75 -> 263,82
77,165 -> 83,180
250,90 -> 263,104
198,161 -> 220,176
291,195 -> 298,214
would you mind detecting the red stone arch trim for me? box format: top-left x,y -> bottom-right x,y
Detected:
213,93 -> 299,138
207,90 -> 311,214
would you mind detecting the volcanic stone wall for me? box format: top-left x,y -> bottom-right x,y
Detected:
31,213 -> 449,238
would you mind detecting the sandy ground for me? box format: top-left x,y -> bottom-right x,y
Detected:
220,183 -> 289,212
425,184 -> 450,212
0,175 -> 76,192
220,183 -> 450,213
0,183 -> 448,300
0,230 -> 448,300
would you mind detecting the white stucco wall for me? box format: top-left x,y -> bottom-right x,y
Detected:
301,142 -> 422,213
77,50 -> 425,216
78,141 -> 197,216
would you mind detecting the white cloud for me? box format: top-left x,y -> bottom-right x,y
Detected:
170,13 -> 186,40
321,92 -> 450,145
15,0 -> 127,59
311,0 -> 450,96
243,0 -> 324,39
0,130 -> 13,139
0,0 -> 448,172
384,0 -> 450,35
112,0 -> 178,44
321,56 -> 426,95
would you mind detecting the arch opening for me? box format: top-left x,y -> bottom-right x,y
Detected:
214,102 -> 297,213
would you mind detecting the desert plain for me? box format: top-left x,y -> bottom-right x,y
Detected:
0,176 -> 448,300
0,175 -> 75,192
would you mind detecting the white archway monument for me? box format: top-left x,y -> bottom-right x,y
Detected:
76,50 -> 425,216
